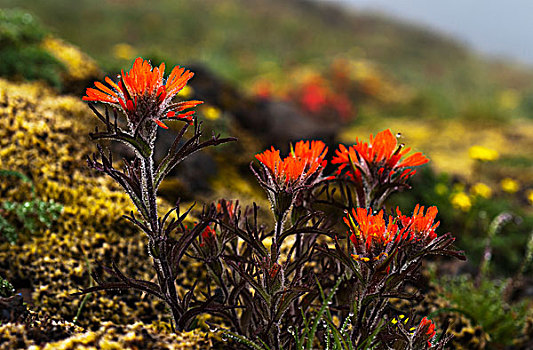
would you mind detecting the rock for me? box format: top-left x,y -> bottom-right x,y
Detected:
187,63 -> 341,148
0,294 -> 26,322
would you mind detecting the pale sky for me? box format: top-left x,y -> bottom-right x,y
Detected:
322,0 -> 533,64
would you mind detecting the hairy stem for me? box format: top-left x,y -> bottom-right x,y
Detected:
143,154 -> 183,330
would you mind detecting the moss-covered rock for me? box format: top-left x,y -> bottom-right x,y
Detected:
0,8 -> 102,94
0,78 -> 170,329
41,36 -> 102,95
0,320 -> 212,350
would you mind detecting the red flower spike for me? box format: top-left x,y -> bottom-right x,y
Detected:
418,317 -> 436,346
344,204 -> 441,263
83,57 -> 201,130
332,129 -> 429,183
345,208 -> 399,251
398,205 -> 439,243
255,140 -> 329,187
255,140 -> 331,221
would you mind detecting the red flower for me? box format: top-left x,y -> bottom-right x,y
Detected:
418,317 -> 436,346
255,140 -> 330,220
344,205 -> 441,262
300,81 -> 328,113
397,205 -> 439,243
332,129 -> 429,182
255,140 -> 328,187
344,208 -> 400,261
83,57 -> 202,129
200,226 -> 216,247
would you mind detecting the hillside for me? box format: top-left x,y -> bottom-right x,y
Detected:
2,0 -> 533,117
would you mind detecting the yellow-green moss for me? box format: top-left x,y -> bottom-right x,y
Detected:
0,75 -> 226,337
0,321 -> 212,350
0,78 -> 169,327
41,36 -> 102,94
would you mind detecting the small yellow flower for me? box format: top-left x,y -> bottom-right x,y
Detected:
263,236 -> 272,250
202,105 -> 221,120
451,192 -> 472,212
398,314 -> 409,323
527,190 -> 533,205
501,178 -> 519,193
391,314 -> 409,326
178,85 -> 193,98
471,182 -> 492,199
468,145 -> 499,162
352,254 -> 370,262
112,43 -> 136,61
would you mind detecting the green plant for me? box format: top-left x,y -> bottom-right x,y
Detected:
0,8 -> 65,88
0,170 -> 63,244
439,276 -> 529,347
434,214 -> 533,348
0,275 -> 14,298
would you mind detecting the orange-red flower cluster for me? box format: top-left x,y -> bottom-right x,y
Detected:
344,205 -> 440,262
332,129 -> 429,182
418,317 -> 436,346
397,204 -> 439,243
344,208 -> 398,253
255,140 -> 328,187
83,57 -> 202,129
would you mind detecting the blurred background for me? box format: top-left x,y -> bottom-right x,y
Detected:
331,0 -> 533,64
0,0 -> 532,347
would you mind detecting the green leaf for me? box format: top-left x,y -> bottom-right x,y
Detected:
305,276 -> 343,350
220,329 -> 269,350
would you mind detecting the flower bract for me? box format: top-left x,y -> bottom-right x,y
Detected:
255,140 -> 329,189
83,57 -> 202,130
332,129 -> 429,183
417,317 -> 436,346
344,204 -> 440,262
